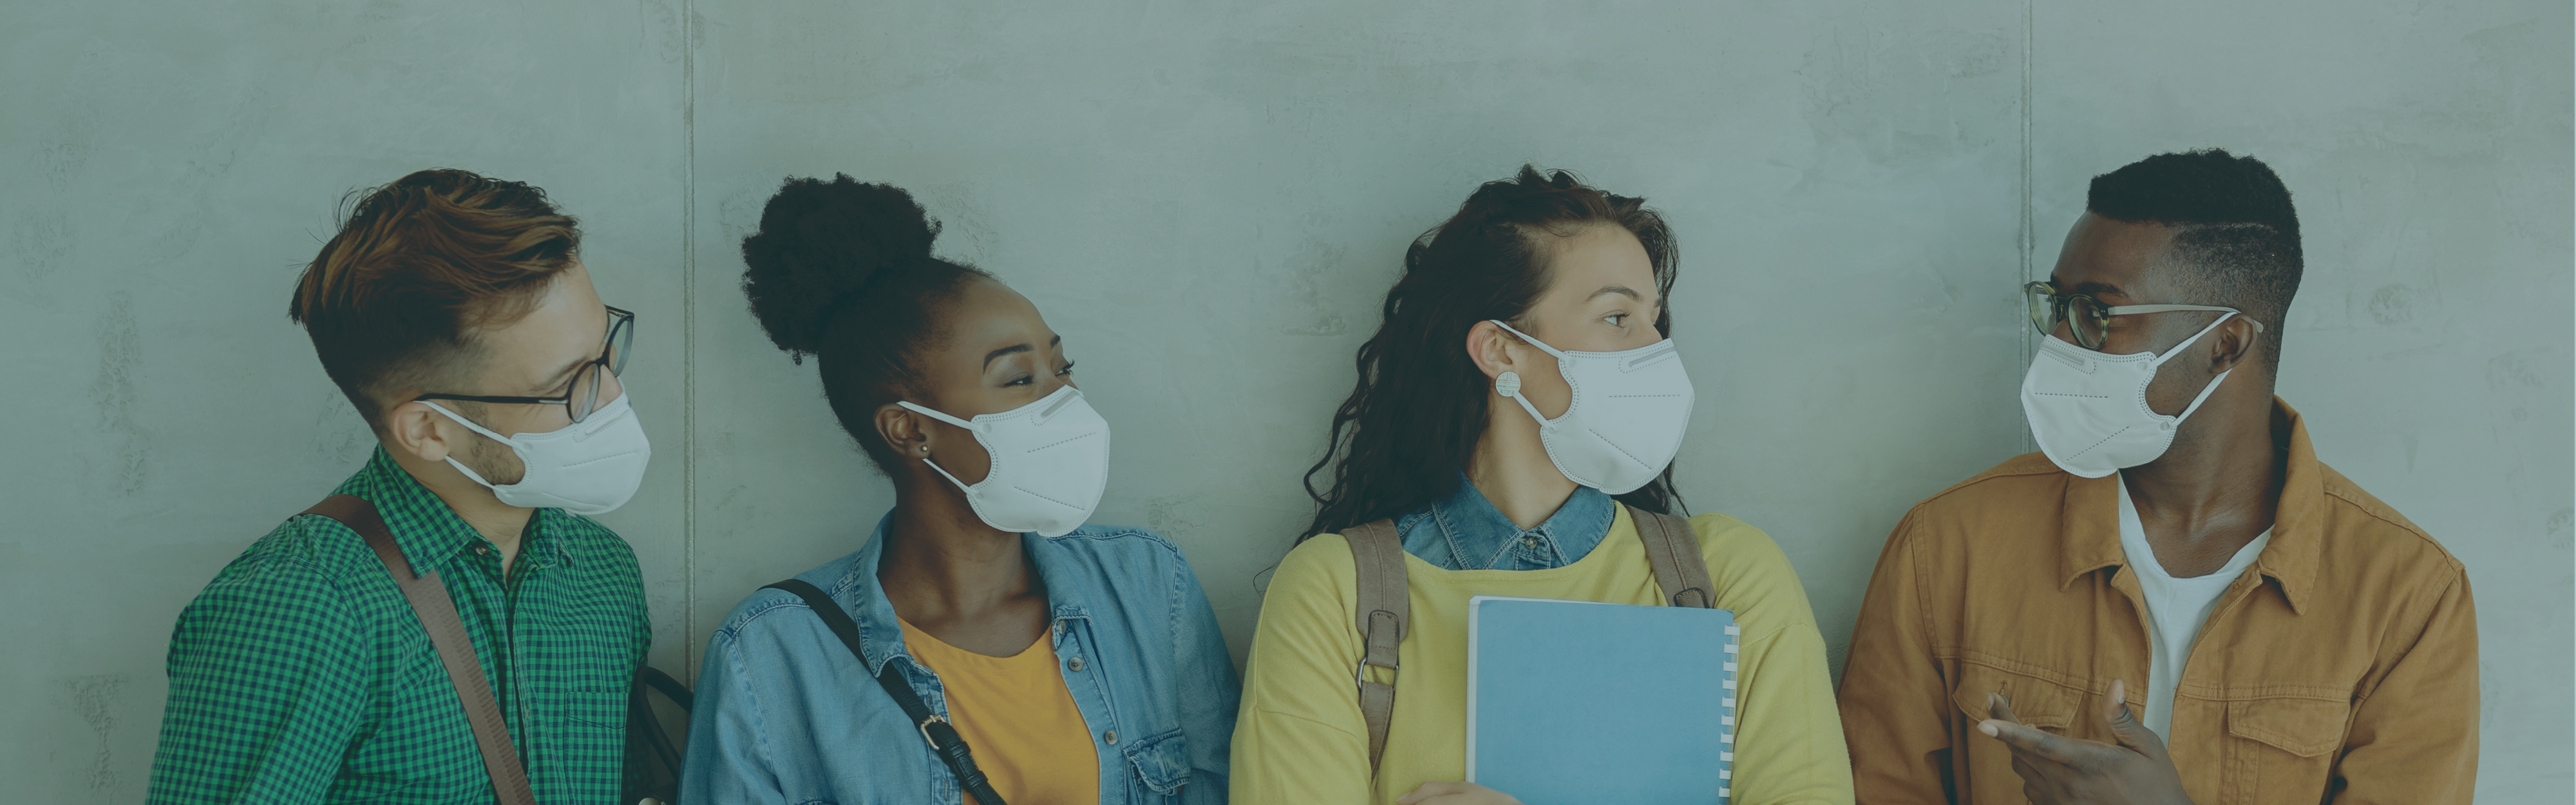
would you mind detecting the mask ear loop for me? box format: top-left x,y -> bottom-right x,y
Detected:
1489,320 -> 1568,359
1487,321 -> 1567,428
2146,312 -> 2242,427
895,401 -> 986,497
420,401 -> 522,492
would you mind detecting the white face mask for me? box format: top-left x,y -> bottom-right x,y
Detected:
1490,321 -> 1696,495
424,392 -> 652,515
899,385 -> 1112,538
2020,312 -> 2239,478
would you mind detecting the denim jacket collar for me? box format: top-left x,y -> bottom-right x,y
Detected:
1397,473 -> 1616,570
827,511 -> 1093,676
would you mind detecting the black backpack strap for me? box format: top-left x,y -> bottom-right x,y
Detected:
764,580 -> 1010,805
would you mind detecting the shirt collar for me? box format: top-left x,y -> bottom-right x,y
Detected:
1423,473 -> 1616,570
830,511 -> 1091,675
2253,399 -> 2324,612
344,446 -> 481,573
2058,397 -> 2323,613
832,513 -> 912,676
342,446 -> 577,574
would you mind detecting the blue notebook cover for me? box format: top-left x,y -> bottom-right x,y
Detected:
1467,595 -> 1739,804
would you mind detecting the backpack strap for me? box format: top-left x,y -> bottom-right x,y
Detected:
764,579 -> 1010,805
1631,507 -> 1715,609
300,495 -> 536,805
1341,518 -> 1407,776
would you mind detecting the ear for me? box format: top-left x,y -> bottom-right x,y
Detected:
382,400 -> 459,464
1464,320 -> 1526,382
2204,316 -> 2261,375
875,402 -> 934,463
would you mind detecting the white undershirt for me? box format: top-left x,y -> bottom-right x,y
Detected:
2114,475 -> 2270,738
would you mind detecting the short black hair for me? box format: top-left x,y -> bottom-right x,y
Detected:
2087,149 -> 2302,368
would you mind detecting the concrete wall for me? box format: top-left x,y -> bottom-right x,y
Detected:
2,1 -> 2564,802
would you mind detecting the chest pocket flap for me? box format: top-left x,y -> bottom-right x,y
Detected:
2226,696 -> 2350,757
1121,728 -> 1191,794
1950,661 -> 2079,732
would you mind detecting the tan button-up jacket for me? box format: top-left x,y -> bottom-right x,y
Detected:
1839,399 -> 2477,804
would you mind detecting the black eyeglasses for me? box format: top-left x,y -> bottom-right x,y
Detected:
416,306 -> 635,423
2023,281 -> 2260,350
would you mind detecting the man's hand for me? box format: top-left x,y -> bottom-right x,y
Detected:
1397,782 -> 1524,805
1976,679 -> 2195,805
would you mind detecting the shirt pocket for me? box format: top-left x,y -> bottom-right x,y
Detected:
1949,661 -> 2081,732
1950,659 -> 2091,802
1120,728 -> 1191,801
2222,695 -> 2349,803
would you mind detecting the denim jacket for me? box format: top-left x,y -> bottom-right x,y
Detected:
683,513 -> 1239,804
1394,473 -> 1616,571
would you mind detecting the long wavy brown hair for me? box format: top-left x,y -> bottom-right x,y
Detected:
1300,166 -> 1683,540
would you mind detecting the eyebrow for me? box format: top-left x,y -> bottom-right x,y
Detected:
2072,280 -> 2127,299
983,334 -> 1063,370
1589,285 -> 1645,302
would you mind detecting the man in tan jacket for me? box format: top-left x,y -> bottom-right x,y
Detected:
1838,149 -> 2477,804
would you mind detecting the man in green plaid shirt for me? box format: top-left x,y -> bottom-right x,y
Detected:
147,169 -> 653,804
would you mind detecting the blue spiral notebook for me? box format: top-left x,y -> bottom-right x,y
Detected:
1466,595 -> 1739,804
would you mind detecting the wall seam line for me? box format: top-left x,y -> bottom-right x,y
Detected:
680,0 -> 699,681
2019,0 -> 2037,456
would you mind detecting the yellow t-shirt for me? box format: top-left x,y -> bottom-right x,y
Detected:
1229,506 -> 1854,804
900,620 -> 1101,805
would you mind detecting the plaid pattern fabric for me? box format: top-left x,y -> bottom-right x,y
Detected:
146,448 -> 650,804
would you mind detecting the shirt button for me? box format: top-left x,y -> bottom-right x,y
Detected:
1066,656 -> 1085,672
474,545 -> 490,556
1104,730 -> 1119,745
1520,536 -> 1540,549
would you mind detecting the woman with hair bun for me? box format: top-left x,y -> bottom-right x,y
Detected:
1231,167 -> 1852,804
683,175 -> 1238,804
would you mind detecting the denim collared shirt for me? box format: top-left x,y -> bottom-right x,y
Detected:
683,513 -> 1238,804
1393,474 -> 1617,571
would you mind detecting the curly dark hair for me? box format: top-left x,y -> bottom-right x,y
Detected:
739,174 -> 990,474
1300,166 -> 1684,540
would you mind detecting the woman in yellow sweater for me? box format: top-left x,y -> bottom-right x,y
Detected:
1231,167 -> 1853,805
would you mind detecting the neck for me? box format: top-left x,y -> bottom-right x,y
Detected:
2121,390 -> 2285,559
1468,399 -> 1580,529
388,445 -> 534,569
878,482 -> 1036,623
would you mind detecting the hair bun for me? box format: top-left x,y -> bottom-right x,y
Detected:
740,174 -> 942,355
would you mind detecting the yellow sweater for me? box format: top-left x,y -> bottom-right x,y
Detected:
1231,506 -> 1853,804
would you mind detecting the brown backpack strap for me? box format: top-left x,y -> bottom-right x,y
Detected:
1341,518 -> 1407,777
301,495 -> 537,805
1631,507 -> 1716,609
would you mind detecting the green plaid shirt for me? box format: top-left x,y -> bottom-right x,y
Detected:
146,448 -> 650,804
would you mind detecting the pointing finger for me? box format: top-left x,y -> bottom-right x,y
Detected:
1986,692 -> 2023,724
1980,718 -> 2095,766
